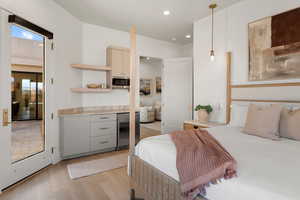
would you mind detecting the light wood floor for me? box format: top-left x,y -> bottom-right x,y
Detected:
140,121 -> 161,132
1,128 -> 161,200
1,151 -> 130,200
140,127 -> 161,140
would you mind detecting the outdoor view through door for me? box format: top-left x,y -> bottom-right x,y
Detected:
10,25 -> 45,163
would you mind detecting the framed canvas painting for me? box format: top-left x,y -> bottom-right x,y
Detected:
249,7 -> 300,81
140,79 -> 152,96
155,77 -> 161,93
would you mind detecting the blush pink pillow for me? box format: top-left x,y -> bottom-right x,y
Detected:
280,108 -> 300,141
243,104 -> 282,140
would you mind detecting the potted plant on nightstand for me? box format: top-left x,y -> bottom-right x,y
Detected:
195,105 -> 213,123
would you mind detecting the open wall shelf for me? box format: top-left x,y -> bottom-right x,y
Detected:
71,64 -> 112,71
70,63 -> 112,93
71,88 -> 112,93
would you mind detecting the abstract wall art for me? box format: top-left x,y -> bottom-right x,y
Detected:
249,7 -> 300,81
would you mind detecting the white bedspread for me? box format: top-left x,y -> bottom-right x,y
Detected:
135,126 -> 300,200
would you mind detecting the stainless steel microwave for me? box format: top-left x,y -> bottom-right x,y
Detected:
112,78 -> 130,89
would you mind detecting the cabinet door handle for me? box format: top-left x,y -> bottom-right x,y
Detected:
99,127 -> 109,130
99,117 -> 109,119
99,141 -> 109,144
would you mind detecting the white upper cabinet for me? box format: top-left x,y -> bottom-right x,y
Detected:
107,46 -> 130,78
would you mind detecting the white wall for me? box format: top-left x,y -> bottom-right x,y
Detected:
194,0 -> 300,123
81,23 -> 183,107
0,0 -> 83,163
139,58 -> 162,106
182,43 -> 193,57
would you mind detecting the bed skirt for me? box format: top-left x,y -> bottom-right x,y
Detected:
130,155 -> 206,200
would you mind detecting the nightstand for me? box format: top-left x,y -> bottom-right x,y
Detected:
183,120 -> 226,130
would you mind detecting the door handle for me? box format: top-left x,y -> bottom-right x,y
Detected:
3,109 -> 11,126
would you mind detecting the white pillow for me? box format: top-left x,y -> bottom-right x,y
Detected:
229,104 -> 249,127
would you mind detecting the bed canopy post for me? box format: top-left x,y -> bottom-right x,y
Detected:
129,26 -> 137,175
226,52 -> 232,124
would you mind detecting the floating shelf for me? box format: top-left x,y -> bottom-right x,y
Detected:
71,88 -> 112,93
71,64 -> 112,71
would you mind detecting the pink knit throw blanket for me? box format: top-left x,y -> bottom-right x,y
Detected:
170,129 -> 237,200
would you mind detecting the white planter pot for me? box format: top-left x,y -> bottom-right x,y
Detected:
197,109 -> 209,123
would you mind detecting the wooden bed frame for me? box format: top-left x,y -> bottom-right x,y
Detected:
127,27 -> 300,200
130,156 -> 206,200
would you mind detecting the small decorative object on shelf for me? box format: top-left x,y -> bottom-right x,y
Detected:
87,83 -> 101,89
195,105 -> 213,123
100,83 -> 106,89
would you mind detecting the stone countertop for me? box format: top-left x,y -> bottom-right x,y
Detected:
58,106 -> 139,117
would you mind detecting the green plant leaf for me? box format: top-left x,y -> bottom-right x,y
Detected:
195,105 -> 213,114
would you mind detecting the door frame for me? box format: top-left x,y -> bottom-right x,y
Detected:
0,10 -> 55,191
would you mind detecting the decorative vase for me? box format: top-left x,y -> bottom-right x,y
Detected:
198,109 -> 209,123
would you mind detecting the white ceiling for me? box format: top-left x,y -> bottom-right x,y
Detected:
53,0 -> 241,44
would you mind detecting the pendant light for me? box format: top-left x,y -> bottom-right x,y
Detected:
209,3 -> 217,61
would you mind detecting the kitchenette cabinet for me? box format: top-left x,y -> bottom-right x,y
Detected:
60,115 -> 91,157
60,112 -> 140,159
107,46 -> 130,78
60,114 -> 117,159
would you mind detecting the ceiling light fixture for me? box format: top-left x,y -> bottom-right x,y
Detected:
209,3 -> 217,61
185,34 -> 191,39
146,57 -> 150,60
163,10 -> 171,16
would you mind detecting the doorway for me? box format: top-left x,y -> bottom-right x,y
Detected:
12,72 -> 43,121
139,56 -> 163,139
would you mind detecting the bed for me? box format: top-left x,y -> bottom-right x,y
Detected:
133,126 -> 300,200
128,50 -> 300,200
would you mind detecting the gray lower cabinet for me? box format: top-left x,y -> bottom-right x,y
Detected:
60,114 -> 117,159
60,115 -> 90,158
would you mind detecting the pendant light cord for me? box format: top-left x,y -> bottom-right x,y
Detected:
211,7 -> 214,52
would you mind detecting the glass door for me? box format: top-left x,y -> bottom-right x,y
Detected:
11,72 -> 45,163
0,10 -> 52,191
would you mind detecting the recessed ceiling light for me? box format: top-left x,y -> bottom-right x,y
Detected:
163,10 -> 171,16
185,34 -> 192,39
171,37 -> 177,41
